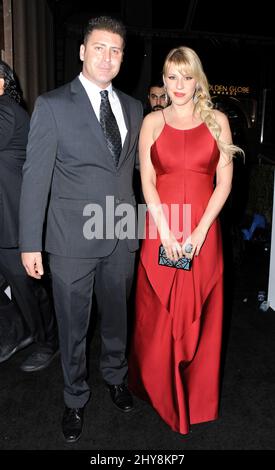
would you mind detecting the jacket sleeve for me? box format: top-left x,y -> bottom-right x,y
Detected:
0,103 -> 15,150
19,96 -> 58,252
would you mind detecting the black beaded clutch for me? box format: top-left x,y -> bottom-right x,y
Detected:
158,245 -> 192,271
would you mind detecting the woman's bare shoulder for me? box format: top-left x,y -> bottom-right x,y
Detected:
143,110 -> 165,126
212,108 -> 229,126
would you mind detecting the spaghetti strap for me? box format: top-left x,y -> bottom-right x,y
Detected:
161,109 -> 166,123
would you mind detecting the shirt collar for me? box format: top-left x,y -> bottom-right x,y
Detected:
79,73 -> 114,98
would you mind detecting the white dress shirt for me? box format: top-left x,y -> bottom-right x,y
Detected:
78,73 -> 128,146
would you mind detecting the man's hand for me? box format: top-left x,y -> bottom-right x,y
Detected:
21,252 -> 44,279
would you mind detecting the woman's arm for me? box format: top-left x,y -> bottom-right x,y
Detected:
139,113 -> 184,260
186,111 -> 233,257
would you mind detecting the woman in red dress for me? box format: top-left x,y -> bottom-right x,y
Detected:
129,46 -> 243,434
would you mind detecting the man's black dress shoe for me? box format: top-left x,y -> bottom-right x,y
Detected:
20,349 -> 59,372
107,383 -> 134,412
62,407 -> 84,443
0,336 -> 34,363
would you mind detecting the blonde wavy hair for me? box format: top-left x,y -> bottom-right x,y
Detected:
163,46 -> 244,161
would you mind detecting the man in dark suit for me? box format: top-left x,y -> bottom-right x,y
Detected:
0,59 -> 58,369
20,16 -> 143,443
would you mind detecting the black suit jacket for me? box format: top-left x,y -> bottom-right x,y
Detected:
0,95 -> 30,248
19,77 -> 143,258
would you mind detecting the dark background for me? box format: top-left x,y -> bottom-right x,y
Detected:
44,0 -> 275,161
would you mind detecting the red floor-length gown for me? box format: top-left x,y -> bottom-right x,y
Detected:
129,121 -> 224,434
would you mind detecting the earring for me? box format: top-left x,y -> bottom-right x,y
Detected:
193,85 -> 201,104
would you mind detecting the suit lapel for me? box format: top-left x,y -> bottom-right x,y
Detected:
70,78 -> 117,169
70,79 -> 134,171
114,89 -> 131,170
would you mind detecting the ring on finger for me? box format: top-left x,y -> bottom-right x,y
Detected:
185,243 -> 193,254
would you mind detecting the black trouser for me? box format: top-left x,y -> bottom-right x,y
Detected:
0,247 -> 57,351
49,240 -> 136,408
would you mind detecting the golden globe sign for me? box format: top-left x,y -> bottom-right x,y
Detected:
209,84 -> 250,96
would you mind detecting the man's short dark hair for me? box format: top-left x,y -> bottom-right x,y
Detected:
83,16 -> 126,47
148,80 -> 164,92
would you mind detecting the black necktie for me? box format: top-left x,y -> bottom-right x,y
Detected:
99,90 -> 122,166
